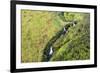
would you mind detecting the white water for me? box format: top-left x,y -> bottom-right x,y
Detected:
49,46 -> 53,55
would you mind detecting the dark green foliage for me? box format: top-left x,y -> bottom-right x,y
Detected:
22,10 -> 90,62
57,12 -> 66,22
50,13 -> 90,61
42,12 -> 90,61
42,22 -> 74,61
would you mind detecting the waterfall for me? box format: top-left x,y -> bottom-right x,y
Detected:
49,46 -> 53,55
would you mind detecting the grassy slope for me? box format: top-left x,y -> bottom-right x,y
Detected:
21,10 -> 90,62
21,10 -> 65,62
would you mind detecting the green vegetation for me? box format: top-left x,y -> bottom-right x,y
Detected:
21,10 -> 90,63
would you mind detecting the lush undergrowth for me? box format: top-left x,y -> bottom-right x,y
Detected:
21,10 -> 90,62
50,14 -> 90,61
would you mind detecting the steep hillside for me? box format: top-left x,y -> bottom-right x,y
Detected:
21,10 -> 90,62
21,10 -> 65,62
42,13 -> 90,61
